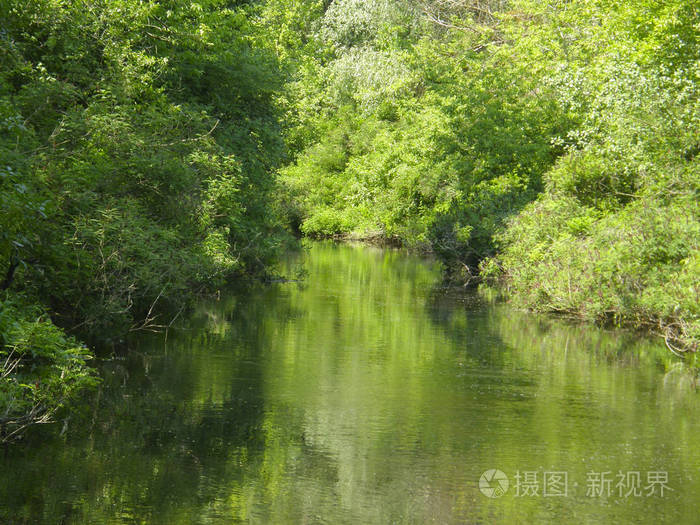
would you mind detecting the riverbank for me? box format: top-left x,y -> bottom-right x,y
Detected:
0,1 -> 288,443
480,162 -> 699,355
269,0 -> 698,354
301,231 -> 699,357
2,0 -> 697,448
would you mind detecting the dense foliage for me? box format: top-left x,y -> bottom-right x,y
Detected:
1,0 -> 698,441
265,0 -> 572,266
259,0 -> 698,348
0,0 -> 287,440
483,0 -> 699,349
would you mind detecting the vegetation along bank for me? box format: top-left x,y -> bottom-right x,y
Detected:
1,0 -> 698,442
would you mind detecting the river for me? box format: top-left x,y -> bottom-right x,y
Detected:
1,242 -> 699,524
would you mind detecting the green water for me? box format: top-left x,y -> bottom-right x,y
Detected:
2,242 -> 699,524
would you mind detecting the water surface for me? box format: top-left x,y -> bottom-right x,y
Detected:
1,242 -> 699,524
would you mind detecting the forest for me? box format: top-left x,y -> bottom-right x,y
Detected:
1,0 -> 698,442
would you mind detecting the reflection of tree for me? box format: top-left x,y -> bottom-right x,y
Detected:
0,286 -> 274,523
2,243 -> 700,523
424,282 -> 700,522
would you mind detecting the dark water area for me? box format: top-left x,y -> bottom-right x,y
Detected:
1,242 -> 699,524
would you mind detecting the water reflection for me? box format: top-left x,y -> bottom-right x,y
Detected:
1,242 -> 698,524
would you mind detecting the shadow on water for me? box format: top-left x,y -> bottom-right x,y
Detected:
1,241 -> 698,524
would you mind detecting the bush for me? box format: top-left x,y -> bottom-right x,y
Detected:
0,297 -> 99,443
